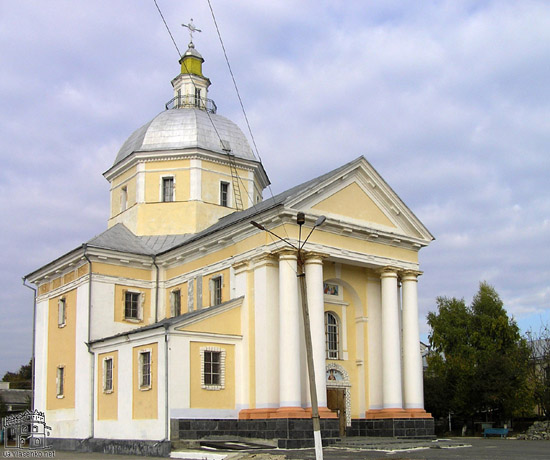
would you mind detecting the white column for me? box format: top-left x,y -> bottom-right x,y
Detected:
278,251 -> 302,408
402,271 -> 424,410
381,268 -> 403,410
253,255 -> 279,409
304,254 -> 327,408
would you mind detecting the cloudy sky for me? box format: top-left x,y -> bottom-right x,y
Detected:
1,0 -> 549,376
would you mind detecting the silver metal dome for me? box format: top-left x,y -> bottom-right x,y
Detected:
114,108 -> 256,166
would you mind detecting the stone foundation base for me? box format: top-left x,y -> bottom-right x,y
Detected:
48,438 -> 171,457
172,418 -> 340,449
347,418 -> 435,437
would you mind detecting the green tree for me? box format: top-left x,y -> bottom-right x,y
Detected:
2,359 -> 32,390
526,323 -> 550,417
425,282 -> 532,425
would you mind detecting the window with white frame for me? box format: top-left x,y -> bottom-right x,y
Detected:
139,351 -> 151,390
171,289 -> 181,317
210,276 -> 222,306
162,177 -> 174,202
58,298 -> 66,327
56,366 -> 65,398
200,346 -> 226,390
124,291 -> 142,321
325,312 -> 340,359
103,358 -> 113,393
220,182 -> 229,207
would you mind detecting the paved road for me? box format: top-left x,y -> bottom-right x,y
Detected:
1,438 -> 549,459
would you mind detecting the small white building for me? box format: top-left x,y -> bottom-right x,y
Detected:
26,41 -> 434,456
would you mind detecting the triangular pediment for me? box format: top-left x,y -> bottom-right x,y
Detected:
287,156 -> 433,242
311,182 -> 397,229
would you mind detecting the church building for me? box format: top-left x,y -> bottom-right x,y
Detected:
25,38 -> 434,455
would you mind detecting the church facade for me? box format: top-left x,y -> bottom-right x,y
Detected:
26,41 -> 434,454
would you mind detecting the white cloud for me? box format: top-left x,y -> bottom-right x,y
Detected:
0,0 -> 549,374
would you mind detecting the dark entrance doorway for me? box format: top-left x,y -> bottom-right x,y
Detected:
327,388 -> 346,436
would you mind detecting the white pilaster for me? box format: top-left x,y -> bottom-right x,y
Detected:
278,251 -> 301,408
367,276 -> 383,410
402,271 -> 424,410
234,262 -> 250,411
190,158 -> 202,201
136,162 -> 145,203
381,268 -> 403,410
304,255 -> 327,408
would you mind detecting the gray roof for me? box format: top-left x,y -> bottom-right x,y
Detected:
114,108 -> 256,166
87,225 -> 191,255
0,389 -> 32,405
88,157 -> 360,256
90,296 -> 244,345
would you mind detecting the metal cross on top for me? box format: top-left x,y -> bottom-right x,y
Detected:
182,18 -> 202,44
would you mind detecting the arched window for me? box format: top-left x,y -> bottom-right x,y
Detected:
325,312 -> 339,360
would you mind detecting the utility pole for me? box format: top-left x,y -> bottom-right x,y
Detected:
251,212 -> 326,460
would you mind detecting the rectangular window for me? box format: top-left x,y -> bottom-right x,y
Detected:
58,298 -> 66,327
204,351 -> 221,386
124,291 -> 140,320
120,186 -> 128,212
162,177 -> 174,202
194,88 -> 201,107
56,366 -> 64,398
212,276 -> 222,306
220,182 -> 229,207
171,289 -> 181,317
139,351 -> 151,389
103,358 -> 113,392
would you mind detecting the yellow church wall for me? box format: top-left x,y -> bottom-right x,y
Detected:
143,166 -> 190,202
46,289 -> 77,410
110,166 -> 138,217
111,165 -> 138,189
324,263 -> 373,419
178,305 -> 241,335
132,343 -> 158,420
38,264 -> 90,296
312,182 -> 397,228
77,264 -> 89,278
93,262 -> 152,281
189,341 -> 235,409
63,271 -> 75,284
165,232 -> 269,279
136,202 -> 198,235
200,268 -> 231,308
113,284 -> 152,324
97,351 -> 118,420
144,158 -> 191,172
